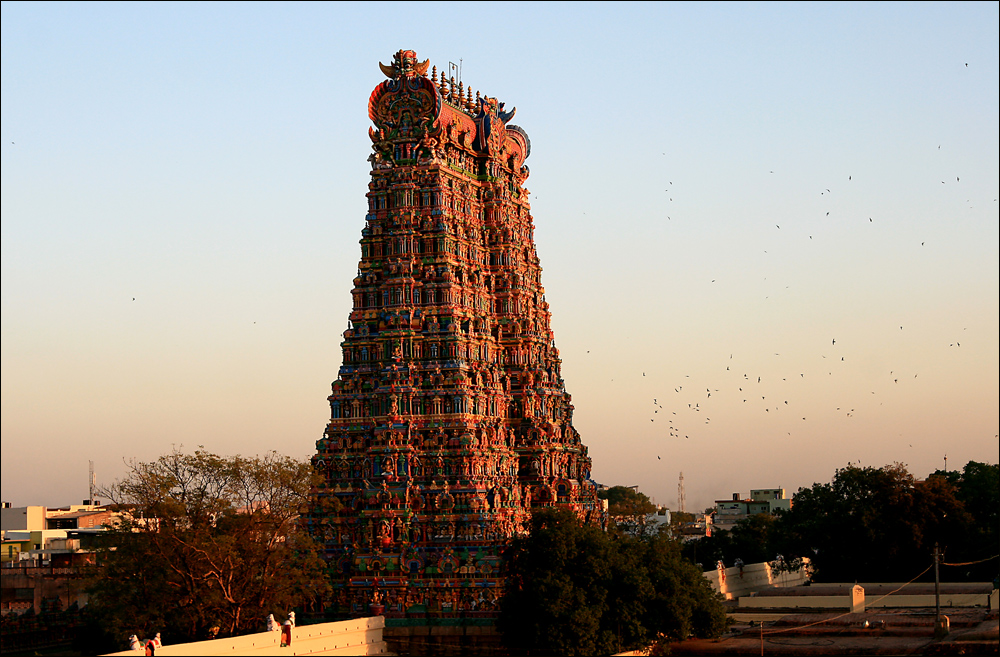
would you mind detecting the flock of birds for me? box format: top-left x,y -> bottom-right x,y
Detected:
582,133 -> 991,474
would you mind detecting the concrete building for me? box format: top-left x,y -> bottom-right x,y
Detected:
1,505 -> 47,532
1,503 -> 117,616
45,509 -> 116,530
750,488 -> 791,513
713,488 -> 790,532
676,514 -> 712,541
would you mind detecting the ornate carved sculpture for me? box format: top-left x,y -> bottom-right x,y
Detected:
308,49 -> 603,619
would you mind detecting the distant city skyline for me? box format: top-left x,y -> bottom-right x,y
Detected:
2,2 -> 997,512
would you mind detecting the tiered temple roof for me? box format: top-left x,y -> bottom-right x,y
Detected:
309,49 -> 603,619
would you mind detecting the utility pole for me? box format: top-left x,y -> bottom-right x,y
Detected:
934,543 -> 940,620
933,542 -> 949,638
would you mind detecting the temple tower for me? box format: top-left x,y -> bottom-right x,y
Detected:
310,49 -> 602,618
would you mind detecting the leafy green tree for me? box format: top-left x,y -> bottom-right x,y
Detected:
598,485 -> 658,536
683,513 -> 778,568
599,485 -> 657,517
682,526 -> 734,570
773,463 -> 971,582
930,461 -> 999,580
80,449 -> 329,653
728,513 -> 777,564
499,508 -> 727,656
670,511 -> 696,525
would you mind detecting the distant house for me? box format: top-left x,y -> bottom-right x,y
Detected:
46,510 -> 115,530
1,502 -> 118,616
713,488 -> 791,532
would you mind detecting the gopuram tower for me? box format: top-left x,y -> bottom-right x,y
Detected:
310,49 -> 602,619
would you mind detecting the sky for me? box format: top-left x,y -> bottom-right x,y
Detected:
2,2 -> 997,513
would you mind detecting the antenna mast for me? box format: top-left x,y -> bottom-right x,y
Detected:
448,59 -> 463,84
678,472 -> 686,514
89,460 -> 96,506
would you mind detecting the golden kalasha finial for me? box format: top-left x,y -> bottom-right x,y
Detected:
431,65 -> 438,85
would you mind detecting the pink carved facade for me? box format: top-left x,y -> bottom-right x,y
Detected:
309,49 -> 603,618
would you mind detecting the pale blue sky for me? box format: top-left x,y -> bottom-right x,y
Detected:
3,2 -> 997,511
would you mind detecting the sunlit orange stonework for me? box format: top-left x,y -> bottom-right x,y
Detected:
309,49 -> 603,618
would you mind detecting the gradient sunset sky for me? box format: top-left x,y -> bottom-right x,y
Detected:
2,2 -> 997,512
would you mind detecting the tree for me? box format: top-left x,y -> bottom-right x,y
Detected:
930,461 -> 999,581
599,485 -> 657,517
81,449 -> 329,652
683,513 -> 778,569
773,462 -> 971,583
599,485 -> 658,536
670,510 -> 696,528
499,508 -> 727,656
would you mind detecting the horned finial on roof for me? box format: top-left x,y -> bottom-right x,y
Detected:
379,49 -> 430,79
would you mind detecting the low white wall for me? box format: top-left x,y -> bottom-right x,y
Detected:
866,593 -> 986,608
703,559 -> 810,600
103,616 -> 386,656
809,583 -> 996,609
739,585 -> 864,613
